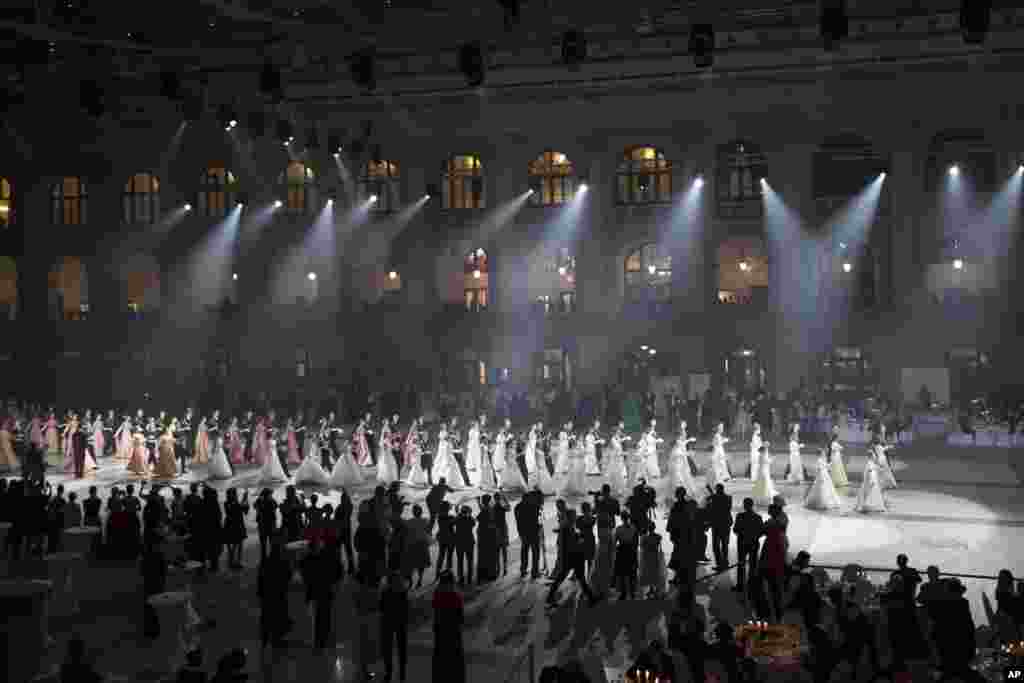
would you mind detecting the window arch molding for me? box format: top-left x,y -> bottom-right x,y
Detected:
616,145 -> 673,205
441,154 -> 485,210
198,165 -> 238,218
123,172 -> 161,224
278,160 -> 317,214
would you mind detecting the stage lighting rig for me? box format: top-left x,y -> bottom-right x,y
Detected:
219,105 -> 239,131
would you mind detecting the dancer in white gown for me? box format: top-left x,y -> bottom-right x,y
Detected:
478,425 -> 497,490
669,430 -> 701,500
259,437 -> 288,484
207,435 -> 233,480
534,422 -> 557,495
855,455 -> 888,513
640,419 -> 663,480
294,435 -> 331,487
828,435 -> 849,488
403,419 -> 429,487
751,445 -> 778,506
709,422 -> 732,484
749,422 -> 763,481
500,424 -> 527,492
871,438 -> 897,489
554,423 -> 572,475
584,422 -> 603,475
603,425 -> 629,497
433,425 -> 467,488
376,420 -> 398,485
330,437 -> 364,488
562,429 -> 588,497
786,423 -> 805,484
805,449 -> 842,510
464,419 -> 483,487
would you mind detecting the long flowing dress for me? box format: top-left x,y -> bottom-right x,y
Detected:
115,421 -> 132,463
0,427 -> 18,470
207,437 -> 233,480
874,444 -> 898,489
786,437 -> 804,483
354,425 -> 372,467
554,431 -> 570,475
92,419 -> 105,460
829,441 -> 849,488
29,418 -> 44,452
404,433 -> 429,487
751,451 -> 778,506
252,422 -> 268,466
228,427 -> 245,465
536,442 -> 557,495
153,433 -> 179,479
500,436 -> 527,492
583,433 -> 601,475
433,429 -> 466,488
286,427 -> 302,466
479,440 -> 497,490
805,455 -> 842,511
589,525 -> 615,597
710,433 -> 732,483
126,433 -> 149,476
670,439 -> 700,500
63,425 -> 75,474
855,458 -> 888,513
45,418 -> 61,468
562,441 -> 588,497
294,438 -> 331,487
645,432 -> 662,479
330,440 -> 365,488
376,424 -> 396,484
260,438 -> 288,484
605,435 -> 628,498
523,429 -> 538,483
193,422 -> 210,464
465,426 -> 482,487
749,431 -> 763,482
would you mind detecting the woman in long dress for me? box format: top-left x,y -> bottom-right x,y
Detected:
260,436 -> 288,484
786,423 -> 805,484
63,414 -> 76,474
751,446 -> 778,507
127,429 -> 149,476
354,419 -> 372,467
749,422 -> 763,481
294,434 -> 332,487
640,420 -> 663,480
0,418 -> 19,471
805,450 -> 842,510
871,438 -> 898,489
499,428 -> 528,492
709,422 -> 732,484
479,430 -> 497,490
91,415 -> 105,461
285,419 -> 302,467
330,437 -> 364,488
227,418 -> 245,466
207,435 -> 233,480
464,419 -> 482,487
404,419 -> 429,487
562,433 -> 588,497
45,412 -> 62,468
29,414 -> 44,454
376,419 -> 398,485
114,416 -> 133,463
192,417 -> 209,465
828,435 -> 848,488
856,455 -> 888,513
252,417 -> 269,466
669,432 -> 700,500
153,423 -> 179,479
522,424 -> 539,485
554,424 -> 571,475
583,424 -> 602,476
534,422 -> 557,495
433,425 -> 466,488
604,427 -> 629,498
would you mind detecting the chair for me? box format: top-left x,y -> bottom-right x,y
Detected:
840,563 -> 864,583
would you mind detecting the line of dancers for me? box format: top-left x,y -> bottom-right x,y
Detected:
0,405 -> 898,513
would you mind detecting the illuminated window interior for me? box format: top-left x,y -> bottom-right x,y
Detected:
51,177 -> 87,225
617,146 -> 672,204
625,244 -> 672,302
123,172 -> 161,224
0,178 -> 12,227
717,237 -> 769,304
199,166 -> 237,218
282,161 -> 315,213
528,151 -> 576,206
443,154 -> 484,209
360,159 -> 399,212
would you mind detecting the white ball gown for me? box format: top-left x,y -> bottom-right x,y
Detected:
751,452 -> 778,507
710,433 -> 732,483
376,426 -> 399,485
207,437 -> 233,480
829,442 -> 849,488
294,437 -> 331,487
642,432 -> 661,479
805,455 -> 842,510
554,431 -> 570,475
786,438 -> 805,484
259,438 -> 288,484
873,444 -> 898,489
433,430 -> 467,488
479,444 -> 497,490
535,447 -> 557,495
670,440 -> 701,500
403,436 -> 429,487
500,439 -> 527,492
855,457 -> 888,513
561,444 -> 588,497
523,430 -> 538,484
464,427 -> 482,487
330,439 -> 365,488
604,436 -> 628,498
749,432 -> 763,481
583,433 -> 601,475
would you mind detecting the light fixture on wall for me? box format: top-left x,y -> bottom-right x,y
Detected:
948,164 -> 960,177
739,260 -> 750,272
472,269 -> 481,279
694,175 -> 704,188
307,272 -> 317,281
649,348 -> 657,355
388,270 -> 398,280
232,273 -> 238,281
953,258 -> 964,270
183,203 -> 192,211
640,345 -> 648,351
273,199 -> 283,208
842,262 -> 852,273
326,198 -> 334,206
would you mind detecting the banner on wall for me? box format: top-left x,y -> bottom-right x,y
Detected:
689,373 -> 711,400
900,368 -> 950,405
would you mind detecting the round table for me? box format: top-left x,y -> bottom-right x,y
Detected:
147,591 -> 194,671
44,552 -> 83,617
0,579 -> 53,683
62,526 -> 101,557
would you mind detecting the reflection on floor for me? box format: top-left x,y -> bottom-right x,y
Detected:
9,436 -> 1023,682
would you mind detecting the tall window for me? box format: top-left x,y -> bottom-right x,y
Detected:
442,154 -> 485,209
123,253 -> 161,315
625,244 -> 672,303
51,177 -> 87,225
617,146 -> 672,204
0,256 -> 16,320
528,151 -> 576,206
48,256 -> 89,320
198,166 -> 237,218
464,248 -> 489,312
281,161 -> 315,213
359,159 -> 399,212
535,348 -> 571,390
123,172 -> 161,224
716,141 -> 766,218
717,237 -> 769,305
0,178 -> 12,227
536,246 -> 576,314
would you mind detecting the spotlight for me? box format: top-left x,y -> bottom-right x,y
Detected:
694,175 -> 704,188
328,132 -> 343,155
739,260 -> 750,272
647,265 -> 656,275
842,262 -> 852,273
640,345 -> 648,351
839,242 -> 847,250
326,198 -> 334,206
689,24 -> 715,68
232,273 -> 238,281
558,266 -> 567,276
578,183 -> 589,193
274,200 -> 283,208
472,269 -> 481,279
949,164 -> 960,177
879,172 -> 887,179
218,105 -> 238,131
276,119 -> 294,146
424,194 -> 431,200
953,258 -> 964,270
649,349 -> 657,355
236,192 -> 248,207
458,41 -> 486,87
527,188 -> 536,195
307,272 -> 317,281
759,177 -> 766,185
183,203 -> 192,211
1017,165 -> 1023,174
369,194 -> 378,203
388,270 -> 398,280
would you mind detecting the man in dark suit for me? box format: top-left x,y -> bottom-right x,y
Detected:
732,497 -> 764,593
71,423 -> 88,479
707,484 -> 733,571
515,491 -> 542,579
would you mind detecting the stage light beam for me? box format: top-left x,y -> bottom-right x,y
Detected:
953,258 -> 964,270
949,164 -> 960,177
184,203 -> 192,211
842,262 -> 852,273
307,272 -> 317,281
274,200 -> 283,208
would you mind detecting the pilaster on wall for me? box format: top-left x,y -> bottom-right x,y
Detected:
889,148 -> 923,301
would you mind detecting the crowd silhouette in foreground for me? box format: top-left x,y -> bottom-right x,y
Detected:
1,471 -> 1020,683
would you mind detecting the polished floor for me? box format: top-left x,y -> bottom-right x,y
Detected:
11,435 -> 1024,682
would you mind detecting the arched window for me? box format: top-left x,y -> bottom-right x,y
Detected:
624,244 -> 672,303
716,141 -> 766,218
0,256 -> 16,320
534,246 -> 576,314
359,159 -> 399,212
0,178 -> 12,227
123,172 -> 161,224
464,248 -> 489,312
617,146 -> 672,204
717,236 -> 769,305
198,166 -> 237,218
442,154 -> 485,209
813,134 -> 887,209
48,256 -> 89,320
280,161 -> 316,213
528,151 -> 576,206
121,252 -> 161,315
51,177 -> 87,225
